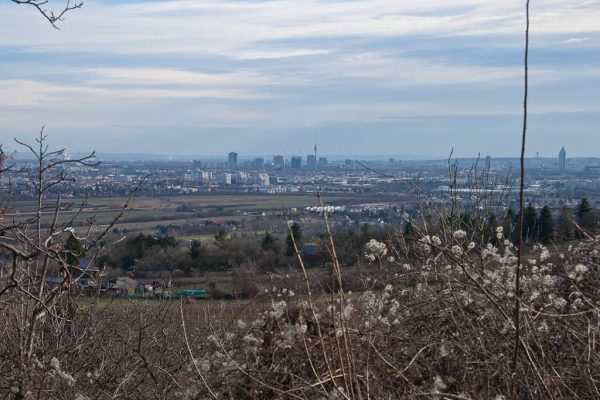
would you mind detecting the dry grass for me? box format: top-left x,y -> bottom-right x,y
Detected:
2,232 -> 599,399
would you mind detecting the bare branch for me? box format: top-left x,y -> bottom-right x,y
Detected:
10,0 -> 83,28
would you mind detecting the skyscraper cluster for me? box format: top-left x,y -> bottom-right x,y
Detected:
228,138 -> 326,171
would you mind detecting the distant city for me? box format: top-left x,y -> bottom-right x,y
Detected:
3,146 -> 599,213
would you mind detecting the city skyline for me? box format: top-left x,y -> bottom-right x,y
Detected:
1,1 -> 599,157
6,145 -> 588,164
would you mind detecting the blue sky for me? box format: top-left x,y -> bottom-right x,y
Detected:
1,0 -> 599,158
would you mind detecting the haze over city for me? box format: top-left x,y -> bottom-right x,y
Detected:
1,0 -> 599,158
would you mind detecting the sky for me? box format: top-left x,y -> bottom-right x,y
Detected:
0,0 -> 599,158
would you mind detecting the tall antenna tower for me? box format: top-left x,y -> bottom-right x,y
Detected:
314,136 -> 318,170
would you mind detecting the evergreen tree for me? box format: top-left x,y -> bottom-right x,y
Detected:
557,206 -> 575,241
485,214 -> 500,245
261,232 -> 277,252
576,198 -> 592,219
460,212 -> 473,234
286,223 -> 302,256
404,221 -> 415,236
64,234 -> 84,266
189,240 -> 202,260
504,207 -> 517,242
360,223 -> 370,237
537,206 -> 554,244
576,198 -> 599,235
214,229 -> 229,245
120,233 -> 178,270
522,204 -> 538,243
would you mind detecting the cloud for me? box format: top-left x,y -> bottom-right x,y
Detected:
235,49 -> 331,60
336,53 -> 521,86
84,68 -> 269,87
3,0 -> 600,55
0,80 -> 107,107
561,37 -> 591,45
0,77 -> 268,109
1,0 -> 599,155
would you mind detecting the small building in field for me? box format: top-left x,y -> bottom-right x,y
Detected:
302,243 -> 323,268
107,277 -> 138,296
75,258 -> 100,279
45,276 -> 79,294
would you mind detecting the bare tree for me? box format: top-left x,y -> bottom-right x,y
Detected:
0,129 -> 137,399
10,0 -> 82,28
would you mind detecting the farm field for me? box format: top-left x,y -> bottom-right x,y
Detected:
4,193 -> 382,234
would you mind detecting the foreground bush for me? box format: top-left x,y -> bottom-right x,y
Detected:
1,231 -> 599,399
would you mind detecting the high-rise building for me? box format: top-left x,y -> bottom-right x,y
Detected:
318,157 -> 328,168
273,155 -> 285,169
291,156 -> 302,169
306,155 -> 317,170
558,147 -> 566,171
485,155 -> 492,171
228,152 -> 238,169
254,157 -> 265,170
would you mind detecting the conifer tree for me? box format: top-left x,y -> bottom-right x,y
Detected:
576,198 -> 592,219
537,206 -> 554,244
404,221 -> 415,236
286,223 -> 302,256
557,206 -> 575,241
261,232 -> 277,252
504,207 -> 517,243
576,198 -> 598,235
64,234 -> 84,266
522,204 -> 538,243
189,240 -> 202,260
485,214 -> 500,245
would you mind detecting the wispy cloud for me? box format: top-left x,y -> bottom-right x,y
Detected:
0,80 -> 107,107
86,68 -> 264,86
0,77 -> 268,108
235,49 -> 331,60
561,37 -> 591,45
3,0 -> 600,54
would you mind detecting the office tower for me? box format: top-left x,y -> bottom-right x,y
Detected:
228,152 -> 238,169
307,154 -> 317,170
291,156 -> 302,169
485,155 -> 492,171
254,157 -> 265,170
558,147 -> 566,171
318,157 -> 328,168
273,155 -> 285,169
